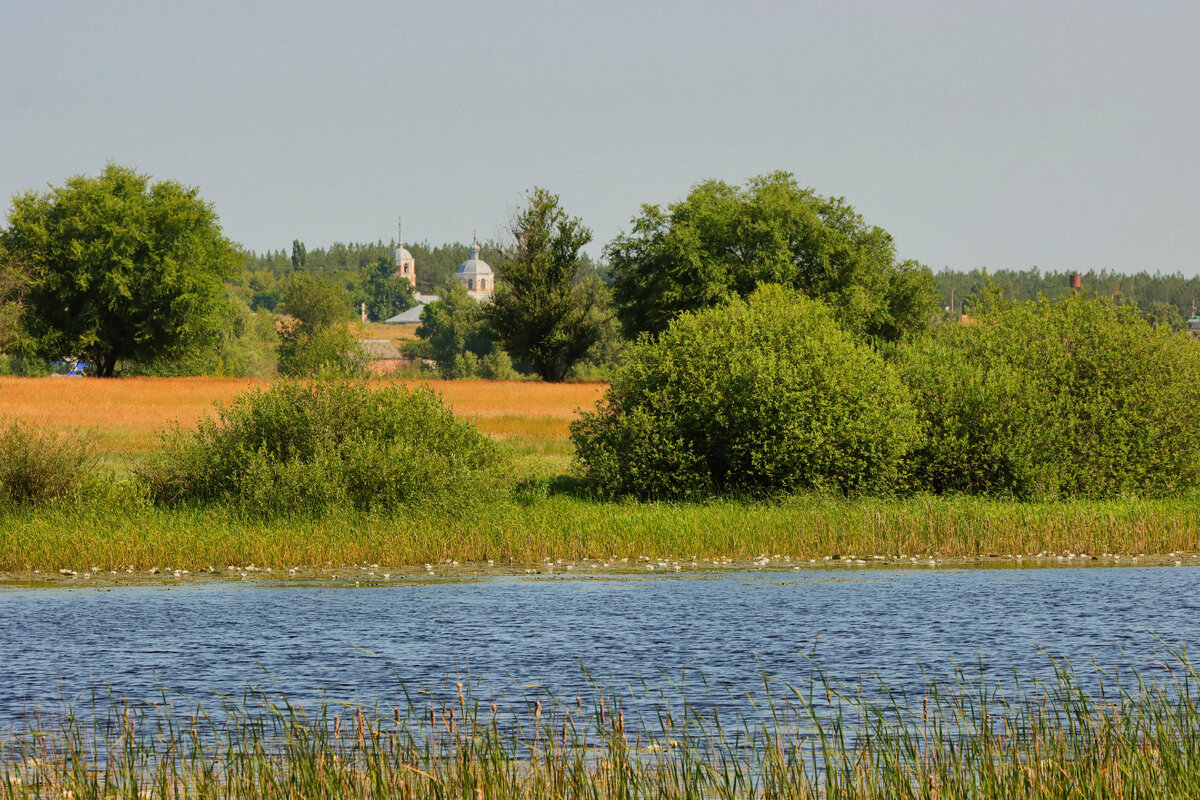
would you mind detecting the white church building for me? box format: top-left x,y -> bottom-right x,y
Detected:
455,240 -> 495,301
383,218 -> 494,324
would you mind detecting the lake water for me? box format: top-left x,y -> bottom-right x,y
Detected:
2,565 -> 1197,725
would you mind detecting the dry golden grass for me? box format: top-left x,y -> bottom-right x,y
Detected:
0,376 -> 606,455
0,376 -> 270,455
349,320 -> 421,342
433,379 -> 604,440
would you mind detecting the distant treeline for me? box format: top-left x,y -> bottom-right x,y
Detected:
936,268 -> 1200,328
236,239 -> 604,311
237,240 -> 507,310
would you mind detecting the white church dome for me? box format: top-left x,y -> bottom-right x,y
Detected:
455,240 -> 493,277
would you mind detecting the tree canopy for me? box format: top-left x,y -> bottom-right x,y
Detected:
606,172 -> 940,345
1,164 -> 241,376
484,188 -> 602,381
278,272 -> 350,331
414,281 -> 515,380
275,273 -> 363,378
361,254 -> 416,322
0,242 -> 29,355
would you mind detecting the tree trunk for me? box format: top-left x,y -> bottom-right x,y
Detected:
99,353 -> 117,377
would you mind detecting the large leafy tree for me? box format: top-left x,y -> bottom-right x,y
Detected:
607,171 -> 939,345
484,188 -> 601,381
1,164 -> 241,376
361,254 -> 416,322
0,242 -> 30,354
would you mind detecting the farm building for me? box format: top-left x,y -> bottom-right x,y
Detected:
357,339 -> 407,374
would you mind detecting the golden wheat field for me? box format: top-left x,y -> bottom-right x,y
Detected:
0,376 -> 607,456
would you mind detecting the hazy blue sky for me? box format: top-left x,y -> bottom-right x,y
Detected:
3,1 -> 1198,275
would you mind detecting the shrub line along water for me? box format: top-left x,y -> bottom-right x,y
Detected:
0,490 -> 1199,575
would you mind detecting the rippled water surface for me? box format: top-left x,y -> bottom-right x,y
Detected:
2,566 -> 1196,722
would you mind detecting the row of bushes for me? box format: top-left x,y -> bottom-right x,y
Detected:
572,285 -> 1200,501
4,286 -> 1197,514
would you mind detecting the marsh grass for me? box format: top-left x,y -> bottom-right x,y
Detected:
3,651 -> 1199,798
1,494 -> 1198,573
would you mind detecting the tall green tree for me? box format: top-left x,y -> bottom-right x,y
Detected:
607,172 -> 940,345
361,255 -> 416,321
0,164 -> 241,376
276,273 -> 363,377
278,272 -> 349,330
290,239 -> 307,270
565,274 -> 627,380
484,188 -> 601,381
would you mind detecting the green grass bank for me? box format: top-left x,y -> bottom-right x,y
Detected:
2,493 -> 1198,575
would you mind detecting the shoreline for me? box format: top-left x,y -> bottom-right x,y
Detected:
3,551 -> 1195,590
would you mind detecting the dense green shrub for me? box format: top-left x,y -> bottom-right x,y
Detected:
0,420 -> 96,506
899,292 -> 1200,499
139,381 -> 502,516
570,285 -> 920,500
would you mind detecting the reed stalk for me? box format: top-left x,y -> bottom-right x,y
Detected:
2,650 -> 1198,798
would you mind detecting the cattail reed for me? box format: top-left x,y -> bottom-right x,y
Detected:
0,650 -> 1195,798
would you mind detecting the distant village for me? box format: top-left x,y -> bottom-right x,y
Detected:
356,220 -> 498,373
380,231 -> 495,323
